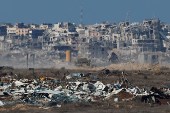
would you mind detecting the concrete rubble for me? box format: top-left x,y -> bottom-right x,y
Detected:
0,70 -> 169,108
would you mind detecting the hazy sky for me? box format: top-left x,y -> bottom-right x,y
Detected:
0,0 -> 169,25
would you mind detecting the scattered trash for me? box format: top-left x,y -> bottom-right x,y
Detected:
114,98 -> 118,102
57,104 -> 61,107
0,101 -> 4,106
6,72 -> 13,75
0,70 -> 169,109
92,76 -> 99,79
101,68 -> 110,75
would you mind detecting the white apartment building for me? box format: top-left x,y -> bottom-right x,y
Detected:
7,27 -> 16,35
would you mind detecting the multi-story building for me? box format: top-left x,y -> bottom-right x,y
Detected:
29,23 -> 39,29
16,28 -> 30,36
29,29 -> 45,39
78,42 -> 109,59
39,23 -> 52,30
0,26 -> 7,36
89,30 -> 101,38
7,27 -> 16,35
14,22 -> 25,28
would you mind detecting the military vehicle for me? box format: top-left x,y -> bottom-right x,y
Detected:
75,58 -> 96,68
109,52 -> 119,63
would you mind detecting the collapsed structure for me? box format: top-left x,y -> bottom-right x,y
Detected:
0,18 -> 170,68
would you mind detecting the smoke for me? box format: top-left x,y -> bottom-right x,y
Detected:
1,50 -> 170,69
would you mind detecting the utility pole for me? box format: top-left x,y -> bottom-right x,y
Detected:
27,53 -> 28,68
33,54 -> 35,68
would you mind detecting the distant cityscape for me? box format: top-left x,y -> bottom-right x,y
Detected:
0,18 -> 170,68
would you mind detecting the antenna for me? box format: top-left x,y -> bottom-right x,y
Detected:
80,1 -> 83,24
126,11 -> 130,22
152,12 -> 155,19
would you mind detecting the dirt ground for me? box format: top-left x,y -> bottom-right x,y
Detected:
0,100 -> 170,113
0,65 -> 170,113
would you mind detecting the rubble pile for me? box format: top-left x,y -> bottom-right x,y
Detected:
96,62 -> 151,70
97,62 -> 169,71
0,70 -> 169,109
151,65 -> 169,71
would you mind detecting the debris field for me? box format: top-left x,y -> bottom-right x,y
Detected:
0,68 -> 170,112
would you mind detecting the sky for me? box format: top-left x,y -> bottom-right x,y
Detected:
0,0 -> 170,25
